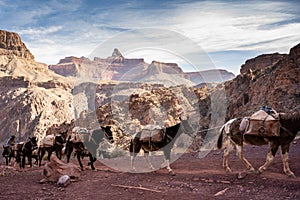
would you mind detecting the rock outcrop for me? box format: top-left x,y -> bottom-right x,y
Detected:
0,30 -> 73,145
0,30 -> 34,60
240,53 -> 286,74
225,43 -> 300,118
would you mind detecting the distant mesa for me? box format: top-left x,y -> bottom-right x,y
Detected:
186,69 -> 235,85
48,49 -> 234,85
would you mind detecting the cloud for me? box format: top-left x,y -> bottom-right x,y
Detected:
1,0 -> 299,74
18,26 -> 63,35
169,1 -> 300,53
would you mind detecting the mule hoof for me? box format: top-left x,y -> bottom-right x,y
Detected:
131,167 -> 136,172
249,168 -> 256,173
287,173 -> 296,178
225,168 -> 232,173
169,171 -> 176,176
149,166 -> 155,170
255,170 -> 262,175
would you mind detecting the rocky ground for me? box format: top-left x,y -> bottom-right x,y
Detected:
1,139 -> 300,200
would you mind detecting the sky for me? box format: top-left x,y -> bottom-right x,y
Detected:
1,0 -> 300,75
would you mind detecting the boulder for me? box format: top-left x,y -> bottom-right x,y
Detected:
41,155 -> 80,183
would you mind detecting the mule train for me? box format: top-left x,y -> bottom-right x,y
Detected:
2,137 -> 38,168
1,109 -> 299,177
217,108 -> 300,177
37,126 -> 113,170
2,126 -> 113,170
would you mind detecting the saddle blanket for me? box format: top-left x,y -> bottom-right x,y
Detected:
140,125 -> 165,142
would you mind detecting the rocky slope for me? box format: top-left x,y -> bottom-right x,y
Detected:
1,29 -> 299,153
240,53 -> 286,74
0,30 -> 34,60
225,43 -> 300,118
0,30 -> 73,145
71,81 -> 207,150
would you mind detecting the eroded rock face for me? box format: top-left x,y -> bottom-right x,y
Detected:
0,30 -> 34,60
0,76 -> 73,145
0,31 -> 74,146
240,53 -> 286,74
72,81 -> 208,150
225,43 -> 300,118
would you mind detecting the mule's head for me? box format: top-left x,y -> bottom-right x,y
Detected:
55,135 -> 65,146
101,126 -> 114,143
29,136 -> 38,149
279,112 -> 300,135
2,145 -> 12,156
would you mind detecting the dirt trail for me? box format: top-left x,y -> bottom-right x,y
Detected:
1,139 -> 300,200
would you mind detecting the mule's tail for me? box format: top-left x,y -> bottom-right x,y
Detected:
217,126 -> 225,149
129,140 -> 133,153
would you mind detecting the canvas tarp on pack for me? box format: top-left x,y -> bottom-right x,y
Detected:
242,110 -> 280,137
69,127 -> 88,143
40,135 -> 55,147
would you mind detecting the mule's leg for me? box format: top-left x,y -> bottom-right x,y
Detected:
55,149 -> 61,160
130,152 -> 137,171
38,148 -> 45,167
258,143 -> 279,174
280,144 -> 295,177
143,151 -> 154,170
66,145 -> 73,163
5,157 -> 9,166
235,145 -> 255,172
222,142 -> 235,173
76,151 -> 84,170
161,149 -> 175,176
129,140 -> 141,171
47,149 -> 52,161
21,156 -> 26,168
28,154 -> 32,168
88,153 -> 96,170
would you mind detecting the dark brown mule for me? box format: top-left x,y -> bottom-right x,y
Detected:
2,145 -> 15,165
38,134 -> 66,167
65,126 -> 114,170
15,137 -> 38,168
130,119 -> 195,175
217,112 -> 300,177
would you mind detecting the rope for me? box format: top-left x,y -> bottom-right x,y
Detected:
196,126 -> 223,134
